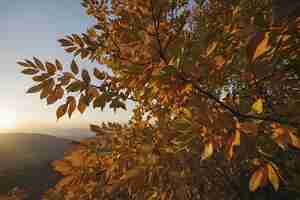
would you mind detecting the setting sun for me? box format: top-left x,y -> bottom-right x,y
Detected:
0,109 -> 16,130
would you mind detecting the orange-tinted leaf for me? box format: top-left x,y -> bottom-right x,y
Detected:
47,94 -> 57,105
52,160 -> 73,176
56,104 -> 68,120
215,55 -> 225,67
249,167 -> 265,192
78,95 -> 87,114
67,96 -> 76,118
247,32 -> 270,63
288,131 -> 300,149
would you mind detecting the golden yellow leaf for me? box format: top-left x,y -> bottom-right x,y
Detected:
233,130 -> 240,146
252,98 -> 263,114
201,142 -> 213,160
267,164 -> 279,191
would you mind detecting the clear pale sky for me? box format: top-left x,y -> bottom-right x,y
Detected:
0,0 -> 132,137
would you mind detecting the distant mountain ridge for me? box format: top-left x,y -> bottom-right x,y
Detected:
0,133 -> 73,199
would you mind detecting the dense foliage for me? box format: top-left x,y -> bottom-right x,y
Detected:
18,0 -> 300,199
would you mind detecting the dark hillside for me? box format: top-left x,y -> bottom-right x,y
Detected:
0,133 -> 72,199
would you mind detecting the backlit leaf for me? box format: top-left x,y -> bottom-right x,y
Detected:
207,41 -> 217,56
78,95 -> 87,114
67,96 -> 76,118
249,167 -> 265,192
201,142 -> 213,160
267,164 -> 279,191
252,98 -> 263,114
56,104 -> 68,120
288,131 -> 300,149
247,32 -> 270,62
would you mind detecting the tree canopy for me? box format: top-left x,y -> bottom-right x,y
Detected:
18,0 -> 300,199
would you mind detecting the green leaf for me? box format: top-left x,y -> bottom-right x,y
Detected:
93,95 -> 106,110
66,81 -> 83,92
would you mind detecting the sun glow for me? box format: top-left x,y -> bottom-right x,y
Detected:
0,109 -> 16,131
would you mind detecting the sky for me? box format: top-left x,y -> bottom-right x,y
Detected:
0,0 -> 132,137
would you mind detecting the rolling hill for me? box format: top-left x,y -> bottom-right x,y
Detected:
0,133 -> 73,199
